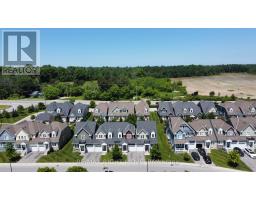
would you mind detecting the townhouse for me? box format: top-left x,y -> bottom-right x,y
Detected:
0,121 -> 72,155
46,102 -> 89,122
173,101 -> 202,118
73,121 -> 157,154
198,100 -> 218,116
235,100 -> 256,117
93,100 -> 150,121
216,102 -> 243,118
157,101 -> 175,120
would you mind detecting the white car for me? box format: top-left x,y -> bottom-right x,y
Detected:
244,148 -> 256,159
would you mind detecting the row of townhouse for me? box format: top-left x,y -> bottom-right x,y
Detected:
0,121 -> 72,156
158,100 -> 256,120
167,116 -> 256,153
72,120 -> 157,154
93,100 -> 150,121
42,102 -> 89,123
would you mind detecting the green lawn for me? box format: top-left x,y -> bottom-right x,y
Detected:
0,105 -> 11,110
37,140 -> 83,163
0,111 -> 38,124
149,112 -> 193,163
210,149 -> 252,172
100,151 -> 127,162
0,152 -> 9,163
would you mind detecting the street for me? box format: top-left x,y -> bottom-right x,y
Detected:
0,161 -> 240,172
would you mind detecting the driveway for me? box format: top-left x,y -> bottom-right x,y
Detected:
82,153 -> 101,162
127,152 -> 145,162
18,152 -> 43,163
241,154 -> 256,171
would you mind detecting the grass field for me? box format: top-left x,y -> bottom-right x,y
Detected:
0,105 -> 11,110
37,140 -> 83,163
210,149 -> 252,172
100,151 -> 127,162
149,112 -> 193,163
0,111 -> 37,124
0,152 -> 9,163
173,73 -> 256,99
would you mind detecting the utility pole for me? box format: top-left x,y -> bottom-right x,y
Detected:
9,162 -> 12,172
146,160 -> 149,172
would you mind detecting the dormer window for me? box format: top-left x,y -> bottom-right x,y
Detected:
78,109 -> 82,114
118,132 -> 122,138
208,128 -> 213,134
145,108 -> 148,113
183,108 -> 187,113
57,108 -> 61,113
229,108 -> 233,113
95,108 -> 99,113
190,108 -> 193,113
151,132 -> 155,138
218,128 -> 223,134
52,132 -> 56,137
251,107 -> 256,113
108,132 -> 112,139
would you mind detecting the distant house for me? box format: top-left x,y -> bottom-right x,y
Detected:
198,101 -> 217,116
216,102 -> 243,117
135,100 -> 150,120
0,121 -> 72,156
173,101 -> 201,118
69,103 -> 89,122
35,112 -> 54,124
93,102 -> 108,121
108,102 -> 134,121
73,121 -> 157,154
157,101 -> 175,120
46,102 -> 89,122
235,100 -> 256,117
230,117 -> 256,149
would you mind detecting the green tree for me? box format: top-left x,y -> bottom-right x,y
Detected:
112,145 -> 123,161
209,91 -> 215,96
5,143 -> 20,162
17,105 -> 25,113
67,166 -> 88,172
125,114 -> 137,125
90,100 -> 96,108
37,167 -> 57,172
83,81 -> 100,100
43,85 -> 61,100
2,110 -> 10,118
28,105 -> 35,113
150,144 -> 161,160
228,150 -> 240,167
31,115 -> 36,120
183,153 -> 191,161
38,102 -> 46,110
11,109 -> 19,118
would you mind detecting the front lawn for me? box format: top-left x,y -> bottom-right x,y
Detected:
210,149 -> 252,172
149,112 -> 193,163
0,152 -> 9,163
0,105 -> 11,110
100,151 -> 127,162
37,140 -> 83,163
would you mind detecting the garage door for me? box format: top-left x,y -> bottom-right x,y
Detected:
38,146 -> 46,152
136,145 -> 145,152
129,145 -> 137,152
94,145 -> 102,152
86,146 -> 94,152
31,146 -> 39,152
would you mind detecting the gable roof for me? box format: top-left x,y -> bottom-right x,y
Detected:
135,100 -> 150,117
198,101 -> 217,114
157,101 -> 175,117
210,119 -> 234,132
136,121 -> 157,135
189,119 -> 212,131
219,102 -> 242,116
173,101 -> 201,116
235,100 -> 256,116
168,117 -> 194,134
75,121 -> 96,136
108,102 -> 134,116
69,103 -> 89,117
46,102 -> 73,117
93,102 -> 108,117
230,117 -> 256,132
96,122 -> 135,137
36,112 -> 54,123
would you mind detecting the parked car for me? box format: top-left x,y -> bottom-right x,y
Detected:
197,148 -> 206,157
203,155 -> 212,164
233,147 -> 244,157
191,152 -> 200,161
244,148 -> 256,159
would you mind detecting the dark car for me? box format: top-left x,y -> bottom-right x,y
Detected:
197,148 -> 206,157
191,152 -> 200,161
233,147 -> 244,157
203,155 -> 212,164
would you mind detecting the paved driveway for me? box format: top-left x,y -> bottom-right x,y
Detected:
127,152 -> 145,162
83,153 -> 101,162
241,154 -> 256,171
18,152 -> 43,163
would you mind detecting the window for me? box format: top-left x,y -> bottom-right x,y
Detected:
251,107 -> 256,113
218,128 -> 223,134
183,108 -> 187,113
208,128 -> 213,134
190,108 -> 193,113
108,132 -> 112,139
95,108 -> 99,113
78,109 -> 82,114
229,108 -> 233,112
118,133 -> 122,138
57,108 -> 61,113
151,132 -> 155,138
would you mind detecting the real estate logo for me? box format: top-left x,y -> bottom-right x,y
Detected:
2,30 -> 40,75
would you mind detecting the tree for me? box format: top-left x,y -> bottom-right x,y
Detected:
228,150 -> 240,167
2,110 -> 10,118
38,102 -> 46,110
17,105 -> 24,113
11,109 -> 19,118
83,81 -> 100,100
146,100 -> 151,107
5,143 -> 20,162
231,94 -> 236,101
150,144 -> 161,160
125,114 -> 137,125
28,105 -> 35,113
183,153 -> 191,161
209,91 -> 215,96
66,166 -> 88,172
30,115 -> 36,120
112,145 -> 123,161
37,167 -> 57,172
90,100 -> 96,108
43,85 -> 61,100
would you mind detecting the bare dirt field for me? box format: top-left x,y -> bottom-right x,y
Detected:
172,73 -> 256,99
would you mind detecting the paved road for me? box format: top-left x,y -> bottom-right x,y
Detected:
0,162 -> 240,172
127,152 -> 145,162
18,152 -> 43,163
241,154 -> 256,171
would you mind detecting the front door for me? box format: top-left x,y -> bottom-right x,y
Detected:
102,145 -> 107,152
45,143 -> 49,150
80,145 -> 85,152
249,141 -> 254,148
145,144 -> 150,152
122,144 -> 127,152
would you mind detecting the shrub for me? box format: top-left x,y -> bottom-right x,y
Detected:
38,102 -> 46,110
150,144 -> 161,160
112,145 -> 123,161
30,115 -> 35,120
183,153 -> 191,162
228,150 -> 240,167
5,143 -> 21,162
67,166 -> 88,172
37,167 -> 57,172
90,100 -> 96,108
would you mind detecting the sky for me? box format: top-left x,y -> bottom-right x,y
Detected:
1,28 -> 256,67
